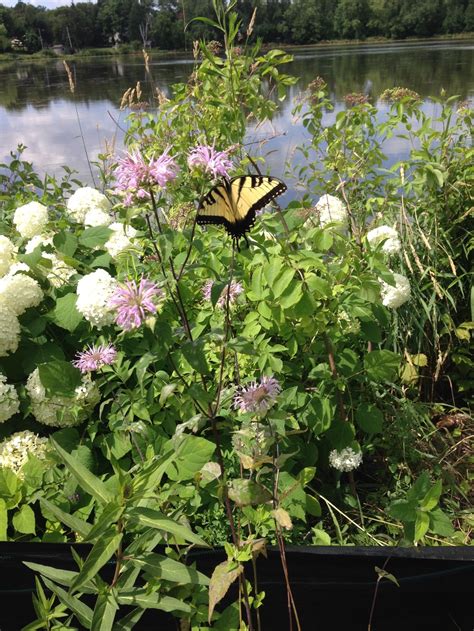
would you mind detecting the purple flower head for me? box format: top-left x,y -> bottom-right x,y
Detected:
72,343 -> 117,373
114,147 -> 179,206
109,277 -> 164,330
233,376 -> 281,414
202,280 -> 243,308
187,144 -> 233,179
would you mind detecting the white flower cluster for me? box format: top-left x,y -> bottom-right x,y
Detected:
0,271 -> 43,315
329,447 -> 363,472
380,272 -> 411,309
0,373 -> 20,422
0,305 -> 21,357
0,430 -> 49,476
366,225 -> 401,255
105,222 -> 137,258
13,201 -> 49,238
26,368 -> 100,427
0,235 -> 15,277
67,187 -> 112,224
84,208 -> 113,227
25,235 -> 75,288
76,269 -> 117,328
317,194 -> 348,228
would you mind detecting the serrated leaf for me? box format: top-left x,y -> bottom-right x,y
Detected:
126,507 -> 208,547
40,498 -> 91,538
42,577 -> 93,628
71,532 -> 122,592
53,232 -> 78,257
429,508 -> 455,537
38,361 -> 82,397
51,294 -> 83,332
79,226 -> 112,249
0,499 -> 7,541
52,439 -> 114,505
208,561 -> 243,623
132,553 -> 209,585
272,268 -> 295,298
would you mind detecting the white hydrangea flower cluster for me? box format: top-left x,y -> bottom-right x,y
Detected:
366,225 -> 401,255
76,269 -> 117,328
0,430 -> 49,476
84,208 -> 113,227
329,447 -> 363,472
67,187 -> 112,224
0,305 -> 21,357
316,194 -> 348,228
104,222 -> 137,258
0,373 -> 20,422
25,235 -> 75,288
26,368 -> 100,427
0,271 -> 43,315
13,201 -> 49,238
0,235 -> 15,277
380,272 -> 411,309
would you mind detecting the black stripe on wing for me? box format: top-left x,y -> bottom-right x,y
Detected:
232,175 -> 287,215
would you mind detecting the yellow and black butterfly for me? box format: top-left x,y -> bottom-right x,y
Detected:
197,175 -> 287,243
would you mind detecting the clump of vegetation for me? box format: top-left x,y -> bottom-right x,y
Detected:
0,2 -> 472,628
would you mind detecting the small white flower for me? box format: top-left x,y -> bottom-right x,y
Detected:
67,187 -> 111,223
13,201 -> 49,238
316,194 -> 348,228
0,430 -> 49,476
104,222 -> 137,258
0,271 -> 43,315
329,447 -> 363,472
24,236 -> 75,288
84,208 -> 113,227
26,369 -> 100,427
0,373 -> 20,422
76,269 -> 117,328
0,305 -> 20,357
380,273 -> 411,309
0,235 -> 15,278
367,225 -> 401,255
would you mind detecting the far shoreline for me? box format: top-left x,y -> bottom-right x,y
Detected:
0,32 -> 472,65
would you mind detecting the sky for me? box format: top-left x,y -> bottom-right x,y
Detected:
1,0 -> 94,8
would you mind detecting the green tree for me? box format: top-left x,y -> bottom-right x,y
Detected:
334,0 -> 371,39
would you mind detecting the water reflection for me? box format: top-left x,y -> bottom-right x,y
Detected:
0,40 -> 472,183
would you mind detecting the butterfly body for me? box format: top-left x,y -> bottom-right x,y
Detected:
197,175 -> 287,241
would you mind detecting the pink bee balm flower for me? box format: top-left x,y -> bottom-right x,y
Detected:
202,280 -> 243,308
109,277 -> 163,330
233,376 -> 281,414
187,144 -> 233,179
114,148 -> 179,205
72,343 -> 117,373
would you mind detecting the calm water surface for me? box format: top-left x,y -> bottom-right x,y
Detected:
0,40 -> 473,185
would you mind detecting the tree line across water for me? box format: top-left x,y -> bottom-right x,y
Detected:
0,0 -> 473,54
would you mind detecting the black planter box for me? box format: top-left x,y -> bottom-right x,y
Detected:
0,544 -> 473,630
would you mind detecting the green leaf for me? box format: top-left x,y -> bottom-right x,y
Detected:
420,479 -> 442,512
24,562 -> 95,592
364,350 -> 400,382
414,510 -> 430,542
85,504 -> 124,542
132,553 -> 209,585
54,231 -> 78,257
51,294 -> 83,332
228,479 -> 272,507
263,258 -> 282,288
166,435 -> 215,481
113,608 -> 144,631
42,577 -> 93,629
355,403 -> 384,434
38,361 -> 82,397
91,589 -> 118,631
40,498 -> 91,538
13,504 -> 36,534
272,268 -> 295,298
116,590 -> 190,614
279,280 -> 303,309
375,566 -> 399,587
126,508 -> 208,547
0,499 -> 7,541
180,339 -> 210,375
52,439 -> 115,505
429,508 -> 455,537
71,531 -> 122,592
208,561 -> 243,623
79,226 -> 112,249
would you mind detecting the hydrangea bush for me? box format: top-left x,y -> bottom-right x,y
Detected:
0,5 -> 472,629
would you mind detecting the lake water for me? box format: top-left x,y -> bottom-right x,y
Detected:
0,39 -> 473,185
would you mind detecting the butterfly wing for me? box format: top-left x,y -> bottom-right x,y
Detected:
197,175 -> 287,240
